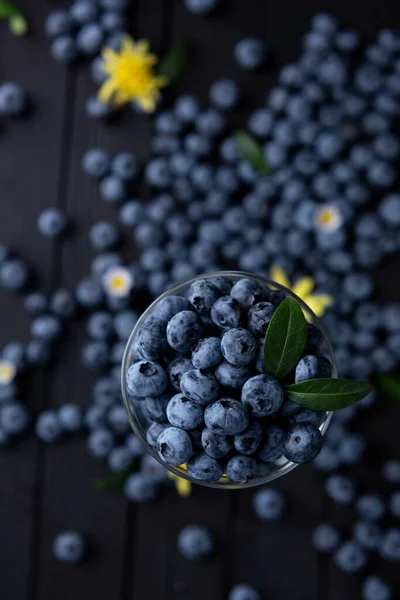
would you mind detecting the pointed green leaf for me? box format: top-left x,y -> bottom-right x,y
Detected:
93,468 -> 131,490
376,373 -> 400,400
285,378 -> 371,411
158,40 -> 191,82
234,130 -> 270,175
0,0 -> 19,18
263,297 -> 307,381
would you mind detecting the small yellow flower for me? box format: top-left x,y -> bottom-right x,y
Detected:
0,360 -> 16,385
167,465 -> 191,497
102,266 -> 133,298
314,204 -> 343,232
98,36 -> 168,112
270,266 -> 334,318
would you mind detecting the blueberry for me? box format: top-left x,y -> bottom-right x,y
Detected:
312,523 -> 340,553
229,584 -> 261,600
253,487 -> 286,521
379,193 -> 400,226
107,445 -> 133,473
125,433 -> 145,459
338,433 -> 366,464
191,338 -> 222,370
241,375 -> 283,417
144,394 -> 170,424
76,23 -> 103,55
201,427 -> 232,459
335,541 -> 367,573
209,79 -> 240,111
361,576 -> 392,600
0,82 -> 26,117
234,37 -> 265,70
166,393 -> 204,430
205,398 -> 248,435
35,410 -> 62,443
196,107 -> 226,139
353,521 -> 382,550
257,424 -> 285,462
326,474 -> 356,504
99,175 -> 126,204
247,302 -> 275,338
86,97 -> 114,120
111,152 -> 139,181
0,259 -> 29,291
76,277 -> 104,309
101,11 -> 127,32
221,328 -> 256,367
53,531 -> 86,563
165,214 -> 194,240
379,529 -> 400,561
210,296 -> 241,330
51,35 -> 78,63
174,94 -> 200,123
136,319 -> 167,361
178,524 -> 214,563
45,10 -> 73,37
70,0 -> 98,24
140,453 -> 168,484
81,340 -> 108,369
230,279 -> 264,309
107,405 -> 130,435
295,355 -> 332,383
383,459 -> 400,484
58,403 -> 82,433
356,494 -> 385,522
343,273 -> 373,301
187,279 -> 219,317
24,292 -> 48,316
148,421 -> 168,448
166,310 -> 203,353
157,426 -> 193,466
124,473 -> 156,503
187,452 -> 223,482
126,360 -> 167,398
180,369 -> 220,406
226,455 -> 257,485
31,314 -> 62,342
25,339 -> 50,366
290,408 -> 324,427
93,377 -> 120,407
86,312 -> 113,341
214,361 -> 250,389
0,401 -> 29,435
234,421 -> 262,455
284,422 -> 323,464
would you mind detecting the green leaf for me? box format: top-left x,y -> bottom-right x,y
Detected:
158,40 -> 191,82
285,378 -> 372,411
0,0 -> 19,18
376,373 -> 400,400
9,12 -> 27,36
234,130 -> 270,175
93,468 -> 131,490
263,297 -> 307,381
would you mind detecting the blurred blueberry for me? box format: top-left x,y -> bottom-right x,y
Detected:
119,200 -> 144,227
209,79 -> 240,111
184,0 -> 219,15
24,292 -> 48,316
101,11 -> 127,31
0,401 -> 29,435
45,11 -> 73,37
175,95 -> 200,123
86,96 -> 114,120
234,37 -> 265,70
112,153 -> 139,181
87,427 -> 115,458
325,474 -> 356,504
229,585 -> 261,600
382,459 -> 400,484
335,540 -> 367,573
82,148 -> 111,179
99,176 -> 126,204
145,158 -> 171,188
53,531 -> 86,564
58,403 -> 82,433
82,341 -> 109,370
50,289 -> 77,320
361,576 -> 392,600
124,473 -> 156,503
25,340 -> 51,366
51,36 -> 78,63
356,494 -> 385,522
248,109 -> 273,138
379,193 -> 400,226
379,529 -> 400,561
195,109 -> 225,138
367,160 -> 396,187
177,524 -> 214,560
0,259 -> 29,291
184,133 -> 212,157
76,23 -> 103,55
89,221 -> 119,251
312,523 -> 340,553
35,410 -> 62,443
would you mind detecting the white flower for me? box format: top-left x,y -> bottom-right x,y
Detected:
314,204 -> 343,232
0,360 -> 16,385
102,267 -> 133,297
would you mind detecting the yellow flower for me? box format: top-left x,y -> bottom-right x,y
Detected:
314,204 -> 343,232
167,465 -> 191,497
102,266 -> 133,297
98,36 -> 168,112
0,360 -> 16,385
270,266 -> 333,318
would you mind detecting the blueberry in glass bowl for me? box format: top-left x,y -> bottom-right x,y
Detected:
121,271 -> 364,489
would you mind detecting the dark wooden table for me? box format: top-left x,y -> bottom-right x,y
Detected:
1,1 -> 400,599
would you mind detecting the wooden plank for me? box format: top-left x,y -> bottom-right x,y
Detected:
0,2 -> 69,599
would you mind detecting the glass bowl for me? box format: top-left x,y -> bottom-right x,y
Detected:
121,271 -> 337,490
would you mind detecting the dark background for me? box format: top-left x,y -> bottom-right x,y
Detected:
1,1 -> 400,599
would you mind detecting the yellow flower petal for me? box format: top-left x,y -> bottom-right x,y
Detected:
304,294 -> 334,318
98,79 -> 116,104
292,276 -> 315,300
175,477 -> 191,497
270,265 -> 290,289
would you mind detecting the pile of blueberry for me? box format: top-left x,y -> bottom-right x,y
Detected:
125,275 -> 332,484
45,0 -> 129,64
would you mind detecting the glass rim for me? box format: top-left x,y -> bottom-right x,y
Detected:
121,270 -> 337,490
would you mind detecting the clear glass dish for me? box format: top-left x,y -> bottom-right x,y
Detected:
121,271 -> 337,490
